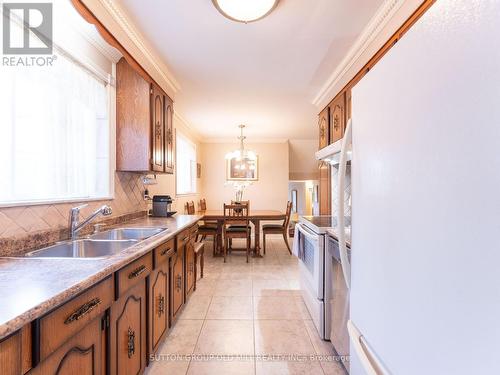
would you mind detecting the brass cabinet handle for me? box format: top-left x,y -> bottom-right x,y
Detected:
64,298 -> 101,324
127,327 -> 135,358
158,294 -> 165,316
128,265 -> 146,279
160,247 -> 172,256
175,275 -> 182,291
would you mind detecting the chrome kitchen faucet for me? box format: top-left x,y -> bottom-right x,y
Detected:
69,204 -> 112,239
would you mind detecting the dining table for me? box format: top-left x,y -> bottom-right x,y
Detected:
197,210 -> 286,257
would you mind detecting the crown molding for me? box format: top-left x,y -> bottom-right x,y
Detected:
95,0 -> 181,95
312,0 -> 420,109
77,26 -> 123,63
173,112 -> 203,142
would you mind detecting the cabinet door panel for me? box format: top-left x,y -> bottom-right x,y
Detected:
151,85 -> 165,172
185,237 -> 195,298
172,246 -> 185,320
30,317 -> 102,375
164,96 -> 174,174
116,58 -> 151,171
110,282 -> 146,375
318,107 -> 329,149
0,331 -> 21,375
329,93 -> 345,143
319,162 -> 331,215
149,263 -> 169,354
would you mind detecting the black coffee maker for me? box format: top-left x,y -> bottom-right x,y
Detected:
152,195 -> 176,217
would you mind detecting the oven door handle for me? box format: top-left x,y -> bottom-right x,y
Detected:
296,223 -> 319,242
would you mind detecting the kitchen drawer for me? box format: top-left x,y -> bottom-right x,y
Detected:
176,228 -> 190,249
154,239 -> 174,268
116,253 -> 152,298
39,276 -> 113,361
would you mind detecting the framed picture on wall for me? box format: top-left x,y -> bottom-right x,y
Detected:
226,156 -> 259,181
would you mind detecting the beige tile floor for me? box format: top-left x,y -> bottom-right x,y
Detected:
145,236 -> 347,375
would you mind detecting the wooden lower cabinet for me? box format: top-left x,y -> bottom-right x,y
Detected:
30,316 -> 104,375
110,281 -> 147,375
0,227 -> 200,375
185,239 -> 195,298
171,245 -> 185,320
319,161 -> 331,215
148,261 -> 169,355
0,331 -> 21,375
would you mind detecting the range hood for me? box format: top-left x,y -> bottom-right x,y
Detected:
315,138 -> 349,165
316,119 -> 352,165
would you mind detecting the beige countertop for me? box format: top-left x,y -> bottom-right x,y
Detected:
326,227 -> 352,248
0,214 -> 200,340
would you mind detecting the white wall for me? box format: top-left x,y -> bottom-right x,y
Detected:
288,139 -> 318,181
200,142 -> 289,211
149,114 -> 203,213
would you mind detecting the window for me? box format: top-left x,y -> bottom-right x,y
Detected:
0,2 -> 112,206
176,132 -> 197,195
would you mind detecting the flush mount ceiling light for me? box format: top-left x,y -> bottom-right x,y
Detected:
212,0 -> 279,23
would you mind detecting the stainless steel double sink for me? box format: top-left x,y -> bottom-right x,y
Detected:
25,227 -> 167,259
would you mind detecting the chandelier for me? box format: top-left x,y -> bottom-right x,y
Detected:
225,124 -> 257,172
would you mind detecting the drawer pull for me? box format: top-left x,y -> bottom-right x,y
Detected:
128,265 -> 146,279
160,247 -> 171,256
158,294 -> 165,316
64,298 -> 101,325
127,327 -> 135,358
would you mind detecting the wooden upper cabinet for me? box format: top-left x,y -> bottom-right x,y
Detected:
116,58 -> 151,172
164,96 -> 174,174
116,57 -> 174,174
151,84 -> 165,172
318,107 -> 329,150
329,92 -> 346,144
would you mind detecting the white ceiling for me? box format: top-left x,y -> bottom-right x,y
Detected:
117,0 -> 384,140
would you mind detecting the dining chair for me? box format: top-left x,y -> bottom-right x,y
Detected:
187,199 -> 217,255
262,201 -> 293,255
222,203 -> 251,263
199,199 -> 217,227
228,200 -> 251,250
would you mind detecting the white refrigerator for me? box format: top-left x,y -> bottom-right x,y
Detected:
347,0 -> 500,373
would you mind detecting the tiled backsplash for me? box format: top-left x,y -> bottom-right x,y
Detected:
331,165 -> 352,220
0,172 -> 147,255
